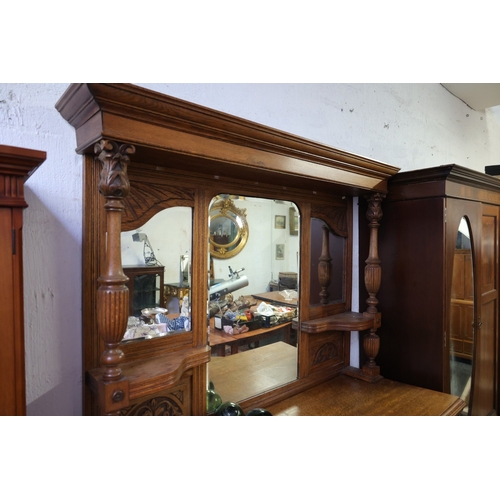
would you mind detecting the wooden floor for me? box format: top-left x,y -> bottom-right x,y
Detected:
266,373 -> 466,416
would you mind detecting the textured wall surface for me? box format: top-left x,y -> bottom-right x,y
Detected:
1,83 -> 500,415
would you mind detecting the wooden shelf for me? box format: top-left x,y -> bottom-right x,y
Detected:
300,311 -> 374,334
88,345 -> 210,401
266,374 -> 466,416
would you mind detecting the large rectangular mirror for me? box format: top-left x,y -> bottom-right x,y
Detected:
206,195 -> 300,411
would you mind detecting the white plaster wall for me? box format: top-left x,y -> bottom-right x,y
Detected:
2,83 -> 500,415
0,83 -> 82,415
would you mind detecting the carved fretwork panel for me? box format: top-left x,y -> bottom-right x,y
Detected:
119,378 -> 191,416
304,331 -> 348,376
122,180 -> 195,230
311,203 -> 348,238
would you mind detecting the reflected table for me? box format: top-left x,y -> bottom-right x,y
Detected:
209,341 -> 298,403
208,317 -> 292,356
251,291 -> 298,307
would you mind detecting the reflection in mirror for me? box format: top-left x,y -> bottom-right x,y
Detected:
309,218 -> 345,306
207,196 -> 300,411
120,207 -> 193,343
209,197 -> 249,259
450,217 -> 474,415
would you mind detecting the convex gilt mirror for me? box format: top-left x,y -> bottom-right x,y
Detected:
209,197 -> 249,259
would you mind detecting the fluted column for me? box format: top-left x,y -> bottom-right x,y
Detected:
94,140 -> 135,414
362,192 -> 385,381
318,225 -> 332,305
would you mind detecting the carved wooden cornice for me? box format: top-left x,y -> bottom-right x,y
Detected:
387,164 -> 500,203
0,145 -> 46,208
56,83 -> 400,195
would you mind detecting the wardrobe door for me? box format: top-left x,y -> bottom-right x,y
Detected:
471,204 -> 498,416
446,200 -> 481,401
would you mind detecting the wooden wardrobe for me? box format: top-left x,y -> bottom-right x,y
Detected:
373,165 -> 499,416
55,84 -> 465,416
0,145 -> 46,415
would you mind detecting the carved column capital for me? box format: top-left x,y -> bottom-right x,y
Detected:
95,140 -> 135,200
365,192 -> 385,227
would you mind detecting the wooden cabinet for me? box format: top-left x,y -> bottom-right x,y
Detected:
0,145 -> 46,416
123,265 -> 164,316
56,84 -> 465,416
372,165 -> 499,416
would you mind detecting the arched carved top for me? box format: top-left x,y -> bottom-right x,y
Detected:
311,204 -> 348,237
122,181 -> 195,230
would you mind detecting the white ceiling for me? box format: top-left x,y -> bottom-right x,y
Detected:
441,83 -> 500,110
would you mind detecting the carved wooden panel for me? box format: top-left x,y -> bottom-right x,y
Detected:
311,203 -> 348,237
122,179 -> 195,231
119,377 -> 191,416
304,331 -> 347,377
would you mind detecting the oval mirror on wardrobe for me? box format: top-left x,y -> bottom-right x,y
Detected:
449,217 -> 474,415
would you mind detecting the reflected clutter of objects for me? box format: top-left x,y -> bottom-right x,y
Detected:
122,305 -> 191,341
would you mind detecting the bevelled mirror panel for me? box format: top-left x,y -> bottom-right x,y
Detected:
120,206 -> 193,343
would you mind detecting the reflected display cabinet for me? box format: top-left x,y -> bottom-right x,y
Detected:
372,165 -> 499,416
56,84 -> 466,416
123,265 -> 165,316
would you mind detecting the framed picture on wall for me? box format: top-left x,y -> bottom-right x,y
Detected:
275,215 -> 286,229
276,243 -> 285,260
289,207 -> 299,235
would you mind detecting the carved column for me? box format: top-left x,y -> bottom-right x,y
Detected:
318,225 -> 332,305
94,140 -> 135,414
361,192 -> 385,381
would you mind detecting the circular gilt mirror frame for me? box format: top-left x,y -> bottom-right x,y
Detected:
209,198 -> 249,259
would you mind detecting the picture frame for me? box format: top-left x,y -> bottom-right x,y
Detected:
275,243 -> 285,260
289,207 -> 299,235
275,215 -> 286,229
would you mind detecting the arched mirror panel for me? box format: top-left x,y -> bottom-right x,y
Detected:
120,206 -> 193,343
449,216 -> 474,415
207,195 -> 300,410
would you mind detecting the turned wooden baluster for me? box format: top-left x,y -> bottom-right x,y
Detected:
318,224 -> 332,305
362,192 -> 385,380
95,140 -> 135,383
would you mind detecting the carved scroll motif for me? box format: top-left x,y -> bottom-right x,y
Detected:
313,342 -> 340,365
119,396 -> 184,416
94,140 -> 135,384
